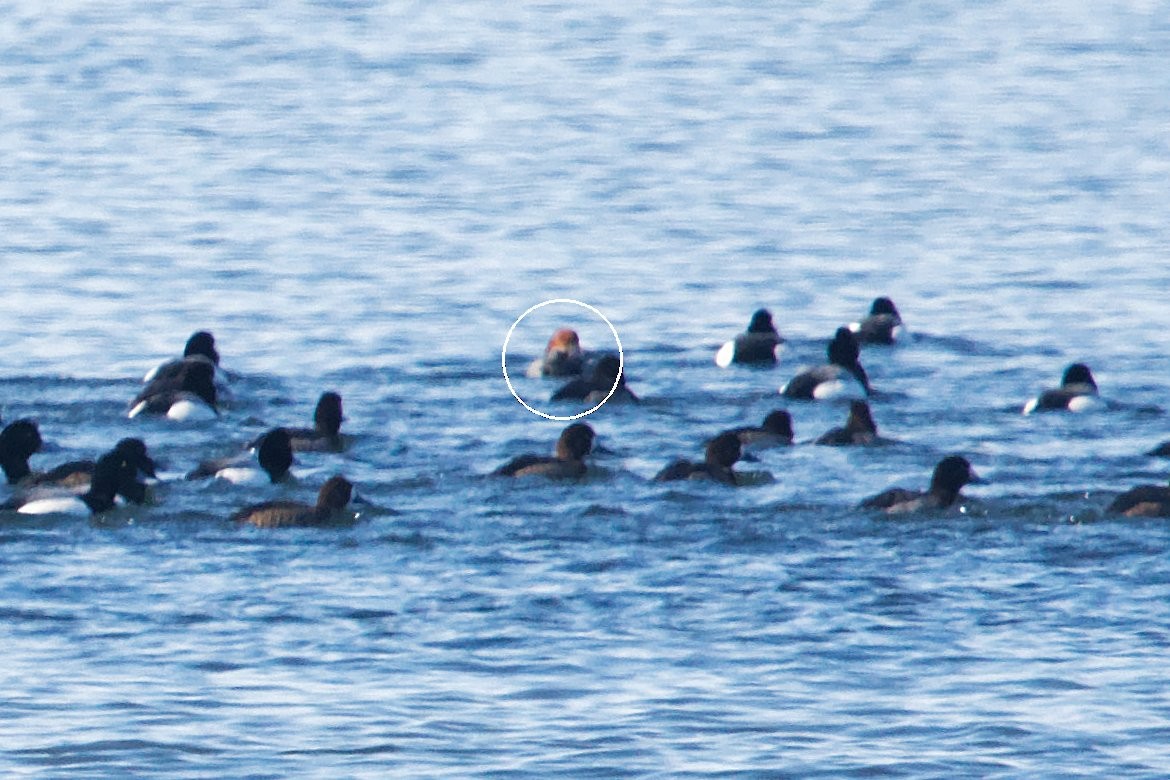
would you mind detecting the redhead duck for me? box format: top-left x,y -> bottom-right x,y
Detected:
526,329 -> 585,378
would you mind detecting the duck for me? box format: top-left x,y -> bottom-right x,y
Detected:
815,400 -> 878,446
526,329 -> 585,378
25,436 -> 156,491
186,427 -> 293,485
285,392 -> 346,452
1107,483 -> 1170,518
551,354 -> 638,405
129,359 -> 219,420
849,297 -> 905,345
143,330 -> 220,383
860,455 -> 983,514
493,422 -> 595,479
715,309 -> 784,367
16,448 -> 147,516
0,419 -> 44,484
780,327 -> 871,400
653,432 -> 742,486
722,410 -> 794,450
232,475 -> 354,528
1022,363 -> 1099,414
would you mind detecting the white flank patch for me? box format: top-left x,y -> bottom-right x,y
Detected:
18,496 -> 87,516
813,378 -> 864,401
167,399 -> 217,421
1067,394 -> 1100,413
215,467 -> 266,486
714,341 -> 735,368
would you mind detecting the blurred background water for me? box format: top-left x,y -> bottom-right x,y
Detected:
2,0 -> 1170,776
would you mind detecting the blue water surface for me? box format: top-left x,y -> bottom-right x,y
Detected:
1,1 -> 1170,776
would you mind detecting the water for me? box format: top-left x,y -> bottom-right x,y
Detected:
2,0 -> 1170,775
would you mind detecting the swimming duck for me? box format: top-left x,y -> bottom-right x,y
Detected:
0,419 -> 44,484
1107,483 -> 1170,518
232,475 -> 354,528
493,422 -> 595,479
143,330 -> 220,383
129,359 -> 219,420
526,329 -> 585,378
849,297 -> 905,345
187,427 -> 293,485
654,432 -> 742,486
781,327 -> 871,400
715,309 -> 784,367
1022,363 -> 1099,414
551,354 -> 638,405
722,410 -> 794,449
815,400 -> 878,446
16,448 -> 148,516
27,437 -> 155,490
286,392 -> 346,452
860,455 -> 983,513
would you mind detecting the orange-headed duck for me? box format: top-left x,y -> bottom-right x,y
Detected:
526,329 -> 585,378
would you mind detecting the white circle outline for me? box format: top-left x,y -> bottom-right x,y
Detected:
502,298 -> 624,421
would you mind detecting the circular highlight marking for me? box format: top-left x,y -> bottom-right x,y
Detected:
502,299 -> 624,421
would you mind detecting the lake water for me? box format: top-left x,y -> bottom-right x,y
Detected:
2,1 -> 1170,776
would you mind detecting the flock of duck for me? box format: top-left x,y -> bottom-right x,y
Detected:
2,297 -> 1168,525
0,333 -> 351,527
510,297 -> 1170,517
